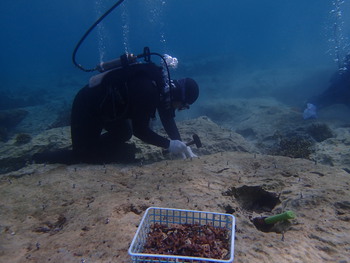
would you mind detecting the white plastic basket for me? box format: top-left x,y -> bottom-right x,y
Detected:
128,207 -> 235,263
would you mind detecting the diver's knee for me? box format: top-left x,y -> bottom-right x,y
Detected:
121,130 -> 132,142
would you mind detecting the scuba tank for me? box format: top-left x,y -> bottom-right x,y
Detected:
71,0 -> 176,90
71,1 -> 179,116
96,53 -> 137,73
87,46 -> 177,89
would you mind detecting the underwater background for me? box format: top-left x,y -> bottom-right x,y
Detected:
2,3 -> 350,262
0,0 -> 350,128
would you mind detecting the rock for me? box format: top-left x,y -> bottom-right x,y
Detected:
1,151 -> 349,262
0,116 -> 256,174
0,109 -> 28,141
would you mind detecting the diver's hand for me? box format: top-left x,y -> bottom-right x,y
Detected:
303,103 -> 317,119
168,140 -> 198,159
181,146 -> 198,159
168,140 -> 188,155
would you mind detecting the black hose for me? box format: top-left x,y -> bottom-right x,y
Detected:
150,52 -> 172,84
72,0 -> 126,72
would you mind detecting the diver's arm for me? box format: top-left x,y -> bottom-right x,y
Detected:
129,77 -> 171,148
132,116 -> 170,148
158,108 -> 181,141
308,79 -> 349,110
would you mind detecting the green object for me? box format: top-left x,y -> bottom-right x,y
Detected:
264,211 -> 295,224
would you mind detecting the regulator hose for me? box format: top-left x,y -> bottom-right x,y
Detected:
72,0 -> 126,72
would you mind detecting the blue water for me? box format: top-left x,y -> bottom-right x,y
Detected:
0,0 -> 349,108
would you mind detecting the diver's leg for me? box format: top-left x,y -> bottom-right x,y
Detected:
32,87 -> 103,164
71,87 -> 103,161
102,119 -> 133,146
97,119 -> 135,162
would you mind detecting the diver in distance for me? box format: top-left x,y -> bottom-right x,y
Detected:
303,54 -> 350,119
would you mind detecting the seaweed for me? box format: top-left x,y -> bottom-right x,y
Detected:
14,133 -> 32,145
307,123 -> 333,142
272,136 -> 313,158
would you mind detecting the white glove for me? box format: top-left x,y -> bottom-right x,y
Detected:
168,140 -> 198,159
168,140 -> 187,155
303,103 -> 317,119
181,146 -> 198,159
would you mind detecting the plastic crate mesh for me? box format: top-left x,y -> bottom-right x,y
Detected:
128,207 -> 235,263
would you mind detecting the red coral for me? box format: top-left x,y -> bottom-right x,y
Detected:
143,223 -> 230,260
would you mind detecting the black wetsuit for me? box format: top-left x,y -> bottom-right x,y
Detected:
70,62 -> 181,162
308,67 -> 350,109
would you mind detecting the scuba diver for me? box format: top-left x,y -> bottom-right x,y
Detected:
70,52 -> 199,163
34,2 -> 200,164
303,54 -> 350,119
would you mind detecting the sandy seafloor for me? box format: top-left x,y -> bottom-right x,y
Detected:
1,71 -> 350,262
